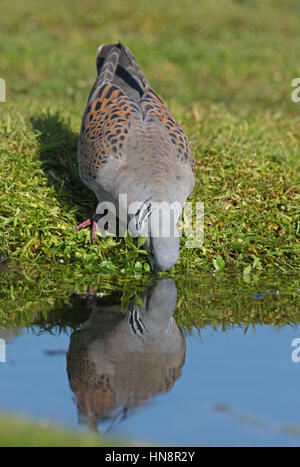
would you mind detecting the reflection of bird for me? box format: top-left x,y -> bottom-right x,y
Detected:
67,278 -> 185,431
76,42 -> 195,271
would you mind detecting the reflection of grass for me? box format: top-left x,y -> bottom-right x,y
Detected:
175,273 -> 300,331
0,263 -> 299,330
0,414 -> 129,447
0,0 -> 299,275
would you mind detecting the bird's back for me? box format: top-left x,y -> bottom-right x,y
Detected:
78,42 -> 195,231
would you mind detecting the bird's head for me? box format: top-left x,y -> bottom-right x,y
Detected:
148,235 -> 180,272
146,202 -> 181,272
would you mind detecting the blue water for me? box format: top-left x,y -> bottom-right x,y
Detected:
1,323 -> 300,446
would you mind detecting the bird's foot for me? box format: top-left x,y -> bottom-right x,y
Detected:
75,213 -> 102,243
73,286 -> 95,302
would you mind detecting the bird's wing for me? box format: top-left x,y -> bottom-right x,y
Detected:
139,88 -> 195,176
78,79 -> 135,196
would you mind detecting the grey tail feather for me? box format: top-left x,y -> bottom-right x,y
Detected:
95,42 -> 150,98
98,45 -> 121,84
118,42 -> 150,89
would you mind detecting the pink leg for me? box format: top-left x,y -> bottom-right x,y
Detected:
75,213 -> 101,243
73,286 -> 95,302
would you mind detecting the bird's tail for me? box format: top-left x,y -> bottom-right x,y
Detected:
95,42 -> 149,99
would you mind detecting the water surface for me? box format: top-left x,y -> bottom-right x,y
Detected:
0,265 -> 299,446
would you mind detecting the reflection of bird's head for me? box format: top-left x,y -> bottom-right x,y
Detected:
139,277 -> 178,329
66,278 -> 185,431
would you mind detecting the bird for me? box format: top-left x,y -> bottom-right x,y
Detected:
76,42 -> 195,271
67,278 -> 185,430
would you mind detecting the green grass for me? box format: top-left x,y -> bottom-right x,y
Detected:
0,414 -> 129,447
0,0 -> 299,275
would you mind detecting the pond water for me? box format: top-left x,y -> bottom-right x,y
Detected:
0,266 -> 299,446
